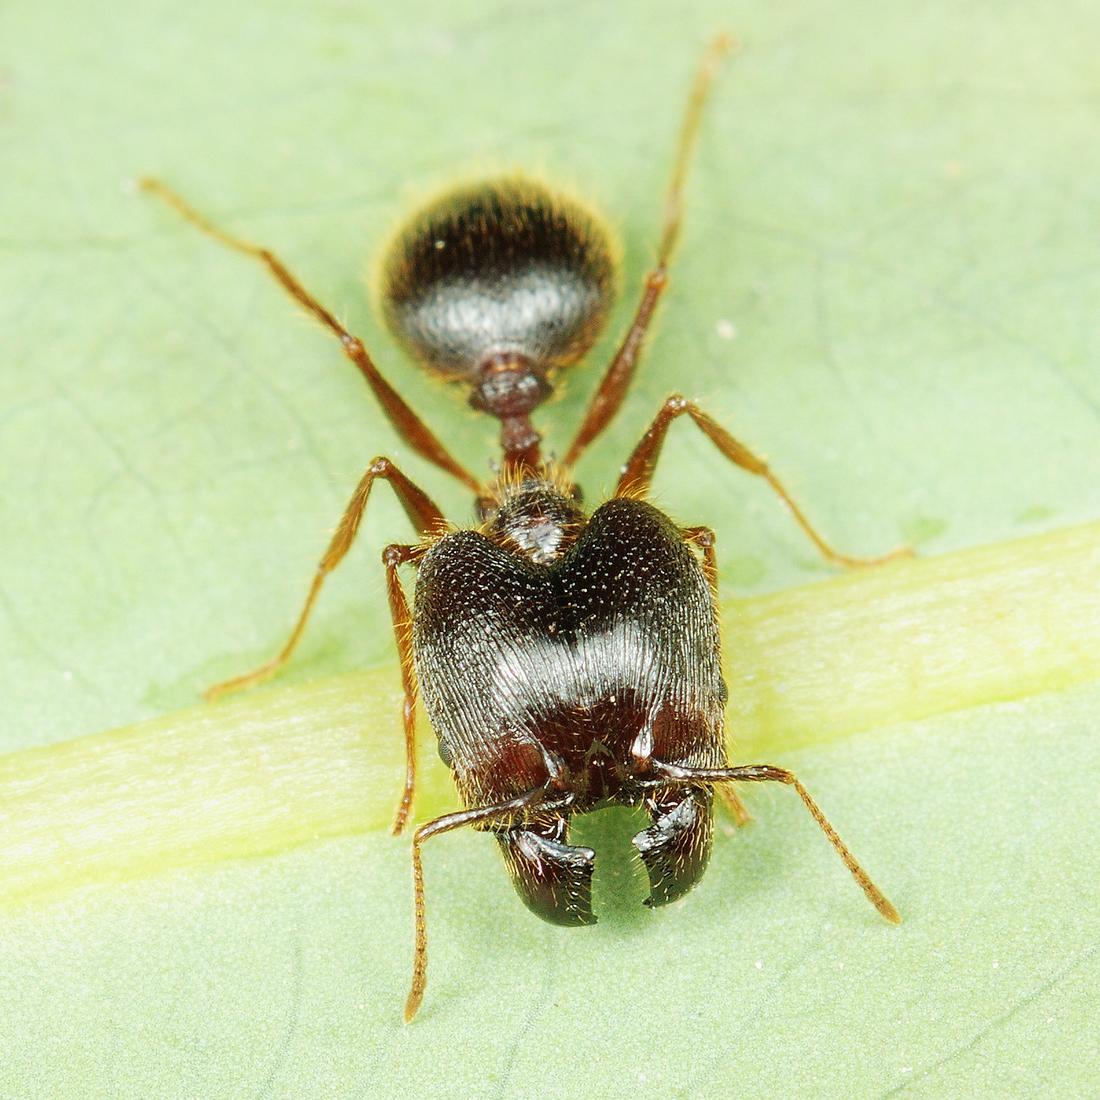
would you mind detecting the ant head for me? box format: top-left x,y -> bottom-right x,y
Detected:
378,176 -> 618,387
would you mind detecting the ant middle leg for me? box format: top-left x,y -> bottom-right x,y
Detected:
717,786 -> 752,827
206,457 -> 444,701
139,178 -> 479,493
618,396 -> 912,568
563,33 -> 735,467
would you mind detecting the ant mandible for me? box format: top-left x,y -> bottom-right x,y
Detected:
141,34 -> 904,1022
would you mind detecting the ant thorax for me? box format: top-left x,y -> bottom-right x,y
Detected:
482,473 -> 586,566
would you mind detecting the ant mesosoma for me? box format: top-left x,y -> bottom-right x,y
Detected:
141,34 -> 904,1022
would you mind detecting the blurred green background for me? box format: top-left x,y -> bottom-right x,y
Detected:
1,1 -> 1098,1097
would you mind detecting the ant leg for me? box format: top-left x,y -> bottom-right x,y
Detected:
682,525 -> 751,828
618,396 -> 912,568
383,542 -> 427,836
206,457 -> 443,701
682,524 -> 718,591
717,786 -> 752,827
654,760 -> 901,924
139,178 -> 480,494
563,33 -> 735,468
406,787 -> 547,1022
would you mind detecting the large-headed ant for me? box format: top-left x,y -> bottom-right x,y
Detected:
142,34 -> 903,1022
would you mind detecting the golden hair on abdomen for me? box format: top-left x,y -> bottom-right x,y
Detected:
379,176 -> 618,378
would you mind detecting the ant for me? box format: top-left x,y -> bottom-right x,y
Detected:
141,34 -> 904,1022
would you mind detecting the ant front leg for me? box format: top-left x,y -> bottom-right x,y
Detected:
563,34 -> 734,467
618,396 -> 912,568
682,523 -> 752,828
206,458 -> 444,701
382,541 -> 428,836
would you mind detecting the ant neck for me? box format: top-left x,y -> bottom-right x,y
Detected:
468,354 -> 551,473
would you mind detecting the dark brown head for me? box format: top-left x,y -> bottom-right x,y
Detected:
378,177 -> 617,465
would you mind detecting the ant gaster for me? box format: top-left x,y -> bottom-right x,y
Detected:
141,34 -> 904,1022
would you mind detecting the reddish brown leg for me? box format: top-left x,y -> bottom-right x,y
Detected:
618,396 -> 912,568
682,524 -> 718,592
682,523 -> 751,828
655,760 -> 901,924
406,787 -> 547,1022
563,33 -> 735,468
383,542 -> 427,836
206,457 -> 444,701
717,785 -> 752,827
139,178 -> 480,494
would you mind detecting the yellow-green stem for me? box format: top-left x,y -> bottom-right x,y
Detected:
2,520 -> 1097,908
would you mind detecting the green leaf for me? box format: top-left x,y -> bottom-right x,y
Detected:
2,3 -> 1099,1098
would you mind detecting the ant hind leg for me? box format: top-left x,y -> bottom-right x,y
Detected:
563,34 -> 735,468
139,178 -> 479,492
